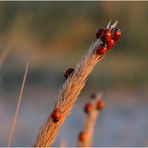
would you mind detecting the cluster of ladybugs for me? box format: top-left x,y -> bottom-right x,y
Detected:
95,26 -> 121,55
50,25 -> 120,123
84,93 -> 105,114
63,27 -> 121,80
78,93 -> 105,142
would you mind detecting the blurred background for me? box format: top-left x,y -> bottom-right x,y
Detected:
0,1 -> 148,146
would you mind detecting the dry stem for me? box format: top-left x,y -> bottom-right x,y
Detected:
34,21 -> 117,147
7,62 -> 29,147
78,94 -> 102,147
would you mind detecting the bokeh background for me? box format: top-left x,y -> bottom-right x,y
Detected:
0,1 -> 148,146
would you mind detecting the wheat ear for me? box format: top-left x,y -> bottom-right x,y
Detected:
7,62 -> 29,147
34,21 -> 118,147
78,93 -> 104,147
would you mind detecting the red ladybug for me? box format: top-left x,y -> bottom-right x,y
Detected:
96,43 -> 108,55
84,103 -> 93,114
111,27 -> 121,41
51,108 -> 62,123
107,39 -> 115,50
96,100 -> 105,111
101,29 -> 112,42
78,132 -> 86,142
64,68 -> 74,79
96,28 -> 104,39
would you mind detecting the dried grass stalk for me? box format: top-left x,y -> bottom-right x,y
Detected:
7,62 -> 29,147
78,94 -> 102,147
34,21 -> 117,147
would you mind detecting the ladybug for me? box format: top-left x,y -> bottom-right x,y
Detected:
111,27 -> 121,41
64,68 -> 74,79
51,108 -> 62,123
107,39 -> 115,50
96,100 -> 105,111
78,132 -> 86,142
90,93 -> 97,99
96,28 -> 104,39
101,29 -> 112,42
84,103 -> 93,114
96,43 -> 108,55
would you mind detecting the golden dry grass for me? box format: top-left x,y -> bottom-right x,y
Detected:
78,93 -> 103,147
34,21 -> 117,147
7,62 -> 29,147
